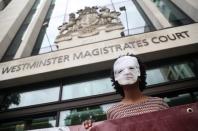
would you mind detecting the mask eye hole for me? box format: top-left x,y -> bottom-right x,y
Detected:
129,67 -> 134,70
114,69 -> 123,75
118,70 -> 123,73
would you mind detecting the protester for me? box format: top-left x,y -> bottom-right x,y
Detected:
84,54 -> 169,129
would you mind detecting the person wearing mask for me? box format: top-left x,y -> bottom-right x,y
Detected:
84,54 -> 169,129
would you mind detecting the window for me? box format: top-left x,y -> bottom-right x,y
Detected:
194,92 -> 198,101
32,0 -> 154,55
151,0 -> 194,26
146,61 -> 196,86
164,92 -> 197,106
0,115 -> 56,131
26,116 -> 56,130
62,78 -> 114,100
0,121 -> 24,131
59,103 -> 114,126
32,0 -> 57,55
0,86 -> 60,111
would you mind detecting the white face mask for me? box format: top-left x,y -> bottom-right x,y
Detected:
114,56 -> 140,86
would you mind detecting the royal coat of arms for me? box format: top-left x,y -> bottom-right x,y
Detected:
55,6 -> 124,43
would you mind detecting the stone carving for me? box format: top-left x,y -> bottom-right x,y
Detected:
55,6 -> 123,43
99,7 -> 121,25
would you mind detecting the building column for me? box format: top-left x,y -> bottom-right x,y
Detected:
14,0 -> 52,59
136,0 -> 172,30
0,0 -> 35,60
171,0 -> 198,22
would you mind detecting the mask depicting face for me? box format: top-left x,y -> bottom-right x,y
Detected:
113,56 -> 140,86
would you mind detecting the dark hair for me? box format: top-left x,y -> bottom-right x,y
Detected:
110,54 -> 147,97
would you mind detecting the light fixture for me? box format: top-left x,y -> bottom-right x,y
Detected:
119,6 -> 129,35
119,6 -> 126,11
